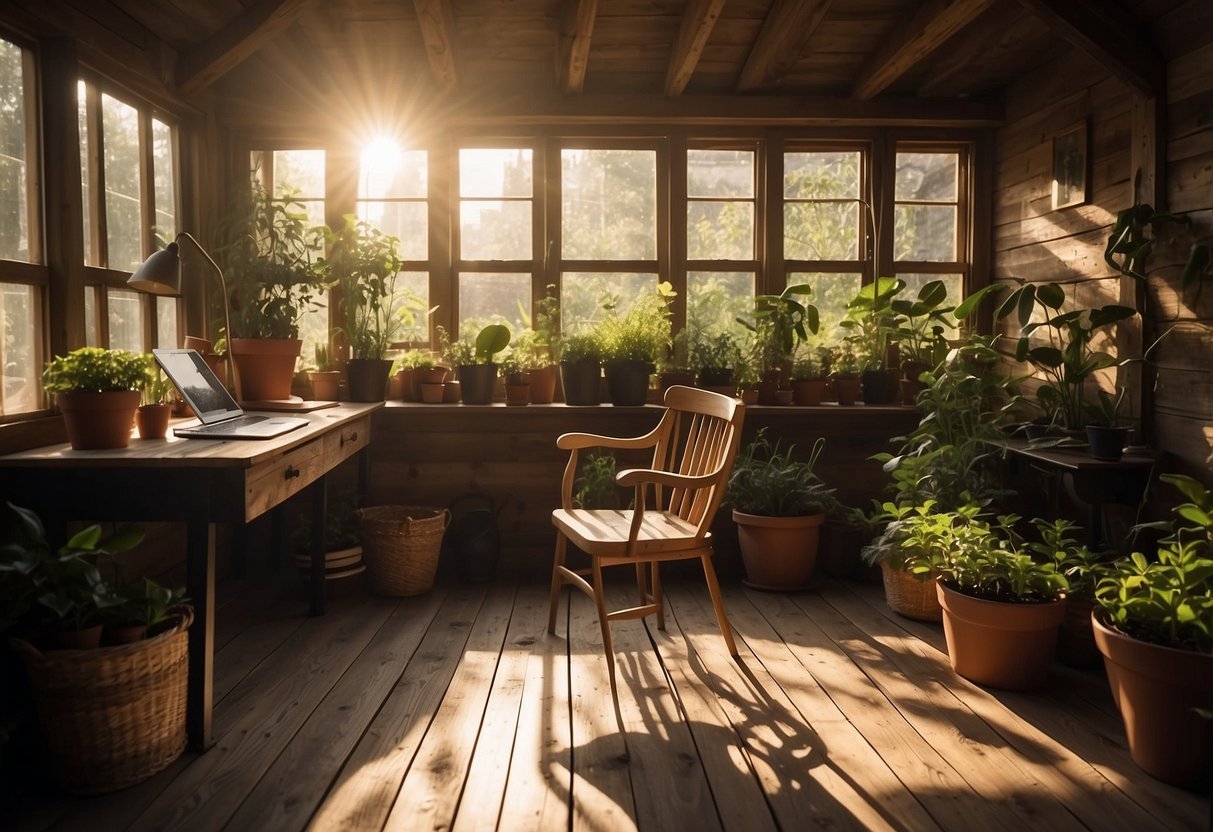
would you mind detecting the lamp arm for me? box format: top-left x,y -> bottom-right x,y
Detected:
176,232 -> 235,391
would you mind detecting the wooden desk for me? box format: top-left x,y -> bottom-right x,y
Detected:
0,403 -> 381,749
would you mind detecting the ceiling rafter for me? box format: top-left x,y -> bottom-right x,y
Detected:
737,0 -> 834,92
664,0 -> 726,96
176,0 -> 320,97
413,0 -> 458,91
557,0 -> 599,94
1011,0 -> 1165,97
852,0 -> 992,101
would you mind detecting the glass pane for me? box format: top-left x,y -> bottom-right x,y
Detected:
460,200 -> 532,260
0,39 -> 29,262
460,148 -> 532,198
102,94 -> 142,272
458,272 -> 530,335
295,301 -> 327,378
687,272 -> 753,341
152,118 -> 176,243
561,272 -> 655,333
156,296 -> 179,349
894,205 -> 957,261
0,283 -> 38,414
687,150 -> 754,198
784,151 -> 860,199
84,285 -> 97,346
395,271 -> 430,342
788,272 -> 862,346
107,287 -> 143,352
896,152 -> 958,202
562,149 -> 656,260
293,198 -> 326,232
359,143 -> 426,200
273,149 -> 324,199
785,202 -> 859,260
687,202 -> 753,261
79,82 -> 93,266
358,200 -> 427,260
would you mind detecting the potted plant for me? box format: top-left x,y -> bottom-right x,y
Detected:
1084,388 -> 1133,460
728,429 -> 837,589
790,345 -> 831,406
42,347 -> 149,451
522,285 -> 561,404
307,342 -> 341,401
659,329 -> 696,395
1092,473 -> 1213,787
218,182 -> 327,401
839,276 -> 905,405
596,282 -> 675,406
557,331 -> 604,406
890,279 -> 954,401
291,491 -> 364,582
442,324 -> 511,405
135,361 -> 175,440
739,284 -> 819,404
691,331 -> 743,393
829,344 -> 862,406
499,350 -> 533,406
103,577 -> 187,645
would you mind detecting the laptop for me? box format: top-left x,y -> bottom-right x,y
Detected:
153,348 -> 310,440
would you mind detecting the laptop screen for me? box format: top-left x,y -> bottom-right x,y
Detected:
153,349 -> 242,424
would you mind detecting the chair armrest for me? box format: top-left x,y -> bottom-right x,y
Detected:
556,430 -> 661,451
615,468 -> 717,490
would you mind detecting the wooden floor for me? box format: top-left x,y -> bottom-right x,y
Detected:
11,566 -> 1209,832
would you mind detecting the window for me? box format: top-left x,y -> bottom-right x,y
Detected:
0,35 -> 41,416
893,148 -> 965,304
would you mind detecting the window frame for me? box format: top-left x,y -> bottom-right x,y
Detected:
888,140 -> 972,289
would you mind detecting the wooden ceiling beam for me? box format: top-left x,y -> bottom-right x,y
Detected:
852,0 -> 992,101
1011,0 -> 1165,97
413,0 -> 458,91
664,0 -> 726,96
737,0 -> 834,92
176,0 -> 319,98
557,0 -> 599,94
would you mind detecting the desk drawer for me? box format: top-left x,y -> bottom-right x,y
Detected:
324,416 -> 371,469
245,438 -> 325,521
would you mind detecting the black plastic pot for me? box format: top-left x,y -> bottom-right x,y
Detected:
699,367 -> 735,387
1085,425 -> 1130,461
560,359 -> 602,406
860,369 -> 895,405
345,358 -> 393,402
604,360 -> 654,406
457,363 -> 498,404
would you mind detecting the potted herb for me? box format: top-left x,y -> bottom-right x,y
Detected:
42,348 -> 149,450
727,429 -> 837,589
596,282 -> 675,406
499,349 -> 534,406
1084,388 -> 1133,460
1092,473 -> 1213,787
739,283 -> 819,404
308,342 -> 341,401
830,344 -> 862,406
442,324 -> 511,405
523,285 -> 561,404
839,276 -> 905,405
557,331 -> 604,406
136,361 -> 175,440
691,331 -> 743,391
659,329 -> 696,395
790,345 -> 831,406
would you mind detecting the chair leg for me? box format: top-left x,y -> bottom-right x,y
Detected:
635,562 -> 648,605
548,534 -> 568,634
700,553 -> 738,657
652,562 -> 665,631
593,558 -> 625,733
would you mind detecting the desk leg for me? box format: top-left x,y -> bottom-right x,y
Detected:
186,514 -> 216,750
311,475 -> 327,616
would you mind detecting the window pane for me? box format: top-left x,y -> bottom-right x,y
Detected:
152,119 -> 176,243
291,198 -> 326,231
102,94 -> 142,271
358,201 -> 427,260
894,205 -> 956,261
360,145 -> 426,199
78,82 -> 93,266
687,150 -> 753,198
785,202 -> 859,260
84,285 -> 98,346
687,272 -> 753,340
896,152 -> 958,201
562,149 -> 656,260
788,272 -> 862,345
460,200 -> 532,260
396,271 -> 429,342
273,149 -> 324,199
107,287 -> 143,352
157,296 -> 179,349
460,148 -> 531,198
295,305 -> 327,377
784,152 -> 860,199
0,283 -> 38,414
0,39 -> 29,262
688,202 -> 753,261
459,272 -> 530,335
561,272 -> 655,333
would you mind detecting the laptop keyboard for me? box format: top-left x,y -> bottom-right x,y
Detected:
190,415 -> 269,434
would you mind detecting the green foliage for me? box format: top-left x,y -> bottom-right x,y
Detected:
595,282 -> 675,364
1028,517 -> 1108,598
42,347 -> 149,394
739,284 -> 819,373
689,331 -> 743,375
557,331 -> 603,364
292,491 -> 361,552
1096,543 -> 1213,653
727,429 -> 837,517
791,344 -> 831,381
474,324 -> 511,363
1085,387 -> 1133,428
107,577 -> 187,631
140,362 -> 175,406
839,277 -> 905,372
573,453 -> 622,510
320,215 -> 408,359
440,324 -> 512,366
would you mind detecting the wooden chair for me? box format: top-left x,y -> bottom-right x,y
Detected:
548,385 -> 745,729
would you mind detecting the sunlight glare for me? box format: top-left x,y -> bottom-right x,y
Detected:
361,136 -> 403,199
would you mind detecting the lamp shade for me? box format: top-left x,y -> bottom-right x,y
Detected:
127,242 -> 183,295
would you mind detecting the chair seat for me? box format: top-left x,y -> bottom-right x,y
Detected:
552,508 -> 702,556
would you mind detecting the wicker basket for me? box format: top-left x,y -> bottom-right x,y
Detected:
13,606 -> 192,794
881,562 -> 942,622
357,505 -> 450,596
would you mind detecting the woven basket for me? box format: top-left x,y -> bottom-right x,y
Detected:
13,606 -> 192,794
881,562 -> 942,622
357,505 -> 450,596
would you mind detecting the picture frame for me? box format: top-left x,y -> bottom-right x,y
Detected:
1051,121 -> 1088,211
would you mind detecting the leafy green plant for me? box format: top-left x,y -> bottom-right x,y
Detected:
312,342 -> 336,372
595,282 -> 675,365
474,324 -> 511,364
292,491 -> 361,551
106,577 -> 187,633
738,283 -> 819,374
790,345 -> 831,381
573,453 -> 622,510
1095,542 -> 1213,653
320,215 -> 407,359
690,331 -> 743,376
727,429 -> 837,517
839,277 -> 905,372
42,348 -> 150,394
557,331 -> 602,364
140,362 -> 175,406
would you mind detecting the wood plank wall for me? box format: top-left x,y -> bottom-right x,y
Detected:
992,0 -> 1213,483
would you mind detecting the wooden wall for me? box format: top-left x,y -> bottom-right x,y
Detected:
992,0 -> 1213,484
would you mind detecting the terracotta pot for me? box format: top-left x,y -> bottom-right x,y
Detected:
505,383 -> 531,406
1092,614 -> 1213,787
457,363 -> 498,405
899,377 -> 925,406
560,359 -> 602,406
443,380 -> 462,403
732,509 -> 824,590
230,338 -> 302,401
528,364 -> 558,405
739,388 -> 759,405
135,403 -> 172,440
309,370 -> 341,401
792,379 -> 826,406
756,380 -> 780,405
57,391 -> 140,450
604,360 -> 654,406
413,366 -> 449,400
937,582 -> 1066,690
395,368 -> 416,402
346,358 -> 393,402
104,623 -> 148,645
832,376 -> 860,406
881,562 -> 942,622
420,382 -> 446,403
54,624 -> 103,650
774,389 -> 793,406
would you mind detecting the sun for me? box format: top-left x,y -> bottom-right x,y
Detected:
360,136 -> 403,198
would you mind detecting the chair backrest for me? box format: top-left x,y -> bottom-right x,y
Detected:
648,385 -> 745,536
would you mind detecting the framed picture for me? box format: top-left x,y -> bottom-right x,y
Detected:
1051,121 -> 1088,210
